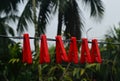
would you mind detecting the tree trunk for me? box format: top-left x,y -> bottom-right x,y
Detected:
32,0 -> 42,81
57,11 -> 63,35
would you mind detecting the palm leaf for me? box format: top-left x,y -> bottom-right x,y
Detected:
0,0 -> 22,14
17,0 -> 33,35
37,0 -> 53,35
5,24 -> 15,36
57,0 -> 68,35
82,0 -> 104,18
64,0 -> 83,40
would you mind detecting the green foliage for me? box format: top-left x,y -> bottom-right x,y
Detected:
8,43 -> 22,63
0,0 -> 21,14
1,25 -> 120,81
99,26 -> 120,81
0,42 -> 39,81
83,0 -> 104,18
0,27 -> 120,81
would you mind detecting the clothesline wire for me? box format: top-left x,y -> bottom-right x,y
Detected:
0,35 -> 120,45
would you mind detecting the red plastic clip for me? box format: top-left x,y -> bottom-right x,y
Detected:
90,39 -> 102,63
39,35 -> 50,64
80,38 -> 92,64
22,33 -> 32,64
56,35 -> 68,63
68,37 -> 78,64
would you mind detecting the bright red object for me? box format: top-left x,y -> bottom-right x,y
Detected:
22,33 -> 32,64
56,35 -> 68,63
80,38 -> 92,64
91,39 -> 102,63
39,34 -> 50,64
68,37 -> 78,64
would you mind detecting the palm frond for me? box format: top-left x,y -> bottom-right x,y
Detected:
5,24 -> 15,36
17,0 -> 33,35
57,11 -> 64,35
0,14 -> 19,23
0,22 -> 7,35
0,22 -> 14,37
57,0 -> 72,36
51,0 -> 59,14
112,27 -> 120,42
64,0 -> 83,40
82,0 -> 104,18
0,22 -> 15,56
0,0 -> 22,14
37,0 -> 53,35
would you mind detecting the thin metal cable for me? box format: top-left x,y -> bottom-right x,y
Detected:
0,35 -> 120,45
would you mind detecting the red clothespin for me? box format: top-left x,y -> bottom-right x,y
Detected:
68,37 -> 78,64
39,34 -> 50,64
80,38 -> 92,64
22,33 -> 32,64
90,39 -> 102,63
56,35 -> 68,63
